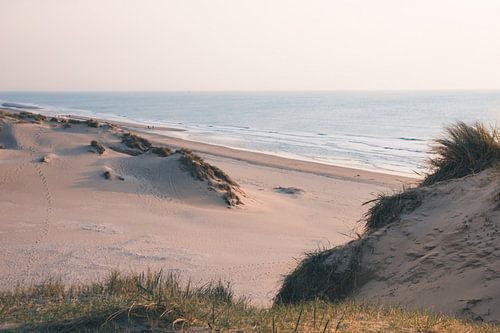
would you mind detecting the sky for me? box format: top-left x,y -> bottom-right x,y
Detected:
1,0 -> 499,91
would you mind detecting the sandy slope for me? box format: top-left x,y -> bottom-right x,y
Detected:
0,111 -> 408,305
355,166 -> 500,322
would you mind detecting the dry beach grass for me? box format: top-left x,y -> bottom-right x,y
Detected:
1,271 -> 498,332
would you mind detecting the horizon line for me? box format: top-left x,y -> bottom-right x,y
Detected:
1,88 -> 499,93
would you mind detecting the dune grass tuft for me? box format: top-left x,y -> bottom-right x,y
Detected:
422,122 -> 499,186
363,188 -> 423,232
150,146 -> 173,157
90,140 -> 105,155
177,148 -> 242,206
275,243 -> 362,305
121,132 -> 152,152
15,111 -> 47,122
1,271 -> 497,332
86,119 -> 100,128
363,121 -> 498,233
68,119 -> 82,125
178,149 -> 237,186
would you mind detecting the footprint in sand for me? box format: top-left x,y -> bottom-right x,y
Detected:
18,127 -> 54,283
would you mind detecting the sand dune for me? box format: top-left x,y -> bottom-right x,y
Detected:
276,163 -> 500,322
0,110 -> 406,304
355,166 -> 500,322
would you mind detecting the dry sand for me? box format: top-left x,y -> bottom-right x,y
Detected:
0,111 -> 411,305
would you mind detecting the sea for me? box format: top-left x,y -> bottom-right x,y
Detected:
1,91 -> 499,176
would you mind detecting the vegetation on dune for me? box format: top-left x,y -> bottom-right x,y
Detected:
363,122 -> 499,233
178,148 -> 242,206
422,122 -> 499,186
86,119 -> 100,128
111,132 -> 174,157
90,140 -> 105,155
363,187 -> 423,232
221,185 -> 242,206
178,149 -> 238,186
121,132 -> 152,152
150,146 -> 173,157
7,111 -> 48,123
275,243 -> 362,305
109,133 -> 241,204
109,132 -> 154,156
1,271 -> 497,333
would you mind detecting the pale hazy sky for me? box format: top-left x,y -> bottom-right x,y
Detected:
1,0 -> 499,91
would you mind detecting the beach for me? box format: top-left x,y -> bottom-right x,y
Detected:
0,110 -> 411,305
2,1 -> 500,329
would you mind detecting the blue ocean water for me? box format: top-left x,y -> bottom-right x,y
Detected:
1,91 -> 499,176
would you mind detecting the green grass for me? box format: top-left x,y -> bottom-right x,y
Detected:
1,271 -> 497,332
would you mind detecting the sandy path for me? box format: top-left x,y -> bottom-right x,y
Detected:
24,127 -> 54,280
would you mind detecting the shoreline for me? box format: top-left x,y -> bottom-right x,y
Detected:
0,107 -> 420,183
132,126 -> 416,187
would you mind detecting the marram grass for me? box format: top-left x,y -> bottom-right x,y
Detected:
422,121 -> 499,186
0,271 -> 498,332
364,121 -> 499,233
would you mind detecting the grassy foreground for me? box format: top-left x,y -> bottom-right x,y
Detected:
0,271 -> 498,332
